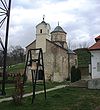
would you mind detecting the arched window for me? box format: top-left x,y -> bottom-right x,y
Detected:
40,29 -> 42,33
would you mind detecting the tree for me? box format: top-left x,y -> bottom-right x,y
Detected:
0,50 -> 4,67
7,45 -> 25,65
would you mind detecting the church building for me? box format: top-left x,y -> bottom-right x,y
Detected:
89,35 -> 100,79
26,18 -> 76,82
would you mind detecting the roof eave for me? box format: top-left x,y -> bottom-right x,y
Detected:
51,31 -> 67,34
89,48 -> 100,51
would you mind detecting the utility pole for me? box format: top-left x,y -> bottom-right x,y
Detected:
0,0 -> 11,95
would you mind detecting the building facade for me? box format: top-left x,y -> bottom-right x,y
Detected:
89,35 -> 100,79
26,19 -> 76,82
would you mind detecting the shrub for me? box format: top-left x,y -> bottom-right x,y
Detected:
12,73 -> 24,105
71,66 -> 81,82
76,67 -> 81,80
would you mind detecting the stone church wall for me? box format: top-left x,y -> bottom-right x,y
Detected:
45,40 -> 68,82
26,41 -> 36,53
25,40 -> 69,82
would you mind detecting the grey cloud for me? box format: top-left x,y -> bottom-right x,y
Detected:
1,0 -> 99,49
49,0 -> 68,3
12,0 -> 40,9
63,0 -> 100,48
9,24 -> 35,47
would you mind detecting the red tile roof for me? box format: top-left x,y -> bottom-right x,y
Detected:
89,40 -> 100,50
95,35 -> 100,39
95,35 -> 100,42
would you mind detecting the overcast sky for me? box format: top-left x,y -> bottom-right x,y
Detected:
0,0 -> 100,49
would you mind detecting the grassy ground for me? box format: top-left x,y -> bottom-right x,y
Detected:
0,87 -> 100,110
0,81 -> 66,99
0,63 -> 25,74
3,63 -> 25,73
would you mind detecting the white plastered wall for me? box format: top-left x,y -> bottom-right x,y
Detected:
91,51 -> 100,79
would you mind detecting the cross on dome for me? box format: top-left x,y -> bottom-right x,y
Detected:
58,21 -> 59,26
43,15 -> 45,21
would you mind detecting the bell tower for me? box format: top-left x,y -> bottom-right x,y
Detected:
36,16 -> 51,52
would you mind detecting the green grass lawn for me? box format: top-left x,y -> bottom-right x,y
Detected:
0,81 -> 66,99
0,63 -> 25,73
0,87 -> 100,110
6,63 -> 25,73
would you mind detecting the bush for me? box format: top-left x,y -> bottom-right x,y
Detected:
71,66 -> 81,83
23,74 -> 27,83
76,67 -> 81,80
12,73 -> 24,105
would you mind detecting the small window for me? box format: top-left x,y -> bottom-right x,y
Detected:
48,29 -> 49,33
40,29 -> 42,33
97,62 -> 100,72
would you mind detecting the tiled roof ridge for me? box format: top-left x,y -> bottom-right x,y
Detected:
89,40 -> 100,50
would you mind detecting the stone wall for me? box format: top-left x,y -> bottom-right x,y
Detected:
26,39 -> 69,82
26,41 -> 36,53
46,40 -> 68,82
51,32 -> 67,49
88,78 -> 100,89
68,53 -> 77,78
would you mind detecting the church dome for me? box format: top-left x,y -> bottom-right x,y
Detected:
36,20 -> 48,27
51,25 -> 66,34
